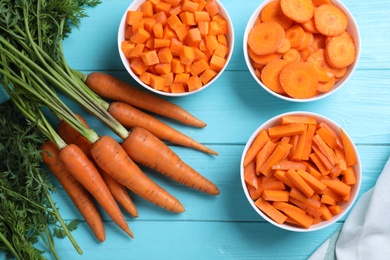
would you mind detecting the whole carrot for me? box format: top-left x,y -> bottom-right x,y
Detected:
58,116 -> 138,217
91,135 -> 185,213
122,127 -> 220,195
108,101 -> 218,155
84,72 -> 206,128
40,140 -> 106,242
100,168 -> 139,218
59,143 -> 134,238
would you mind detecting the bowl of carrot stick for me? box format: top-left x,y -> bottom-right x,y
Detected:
118,0 -> 234,97
240,111 -> 361,231
243,0 -> 360,102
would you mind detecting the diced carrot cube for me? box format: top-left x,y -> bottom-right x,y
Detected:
171,83 -> 186,93
199,68 -> 217,85
175,23 -> 188,42
121,41 -> 135,58
153,23 -> 164,39
180,11 -> 196,26
150,75 -> 166,90
182,0 -> 198,12
130,57 -> 149,75
140,50 -> 160,66
205,34 -> 219,52
126,11 -> 143,25
153,11 -> 168,26
154,38 -> 171,48
180,45 -> 195,65
205,0 -> 220,16
195,11 -> 211,22
155,2 -> 171,14
186,28 -> 202,47
167,14 -> 182,30
171,58 -> 185,73
130,27 -> 150,44
209,54 -> 226,71
155,63 -> 172,75
190,59 -> 209,76
158,47 -> 173,63
174,73 -> 190,84
187,75 -> 203,91
140,1 -> 154,18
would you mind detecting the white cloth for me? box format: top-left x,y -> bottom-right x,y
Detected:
309,156 -> 390,260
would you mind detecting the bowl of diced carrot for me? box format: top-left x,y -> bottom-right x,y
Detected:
240,111 -> 361,231
118,0 -> 234,96
243,0 -> 360,102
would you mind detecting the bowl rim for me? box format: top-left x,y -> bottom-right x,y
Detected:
242,0 -> 361,102
240,111 -> 362,232
117,0 -> 235,97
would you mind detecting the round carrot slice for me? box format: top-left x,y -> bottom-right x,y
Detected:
280,0 -> 314,23
260,0 -> 293,30
249,47 -> 282,65
306,49 -> 334,82
325,35 -> 356,68
247,22 -> 285,55
261,59 -> 289,94
314,4 -> 348,36
279,61 -> 319,99
317,76 -> 335,93
285,24 -> 305,48
283,48 -> 300,62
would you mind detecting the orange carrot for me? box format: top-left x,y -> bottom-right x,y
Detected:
41,141 -> 106,242
122,127 -> 220,195
91,135 -> 185,213
85,72 -> 206,127
59,143 -> 133,237
100,169 -> 139,218
108,101 -> 217,155
279,61 -> 319,99
247,22 -> 285,55
58,116 -> 138,217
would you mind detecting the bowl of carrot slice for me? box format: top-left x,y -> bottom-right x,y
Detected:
118,0 -> 234,97
243,0 -> 360,102
240,111 -> 361,231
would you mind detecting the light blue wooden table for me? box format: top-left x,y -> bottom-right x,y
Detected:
4,0 -> 390,259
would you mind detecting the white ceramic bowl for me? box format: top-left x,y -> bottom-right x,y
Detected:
243,0 -> 361,102
118,0 -> 234,97
240,111 -> 361,232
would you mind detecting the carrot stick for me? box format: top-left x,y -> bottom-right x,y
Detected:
285,169 -> 315,198
41,141 -> 106,242
262,190 -> 289,202
58,115 -> 138,217
243,128 -> 270,167
108,101 -> 217,155
340,128 -> 358,166
273,201 -> 314,228
122,127 -> 220,195
255,197 -> 288,224
84,72 -> 207,127
59,143 -> 134,238
91,135 -> 185,213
